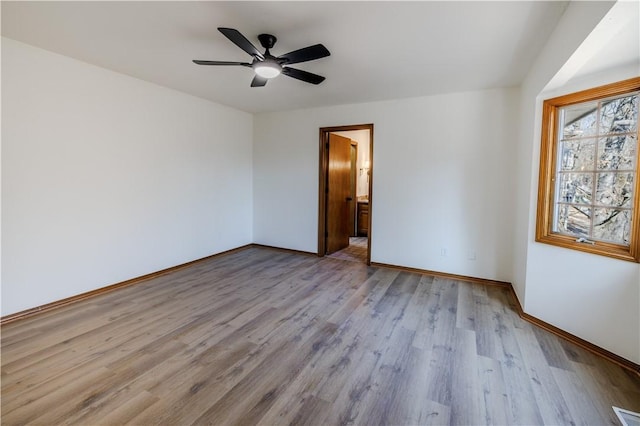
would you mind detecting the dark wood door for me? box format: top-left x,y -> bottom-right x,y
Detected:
326,133 -> 352,254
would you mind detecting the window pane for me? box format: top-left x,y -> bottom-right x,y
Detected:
600,95 -> 638,134
562,101 -> 598,139
595,172 -> 634,208
558,173 -> 593,204
597,134 -> 637,170
560,139 -> 596,171
593,208 -> 632,245
556,204 -> 591,238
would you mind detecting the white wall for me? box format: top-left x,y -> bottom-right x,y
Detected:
254,88 -> 518,282
513,1 -> 640,363
1,38 -> 254,316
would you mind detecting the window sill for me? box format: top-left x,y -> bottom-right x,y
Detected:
535,233 -> 639,263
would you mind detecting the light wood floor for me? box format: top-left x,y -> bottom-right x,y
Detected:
327,237 -> 368,264
2,246 -> 639,425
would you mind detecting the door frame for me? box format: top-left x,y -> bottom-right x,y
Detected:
349,141 -> 358,237
318,123 -> 374,265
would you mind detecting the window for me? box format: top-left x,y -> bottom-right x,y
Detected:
536,77 -> 640,262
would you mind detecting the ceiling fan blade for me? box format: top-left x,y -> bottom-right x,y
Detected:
218,27 -> 265,60
277,44 -> 330,65
193,60 -> 251,66
282,67 -> 326,85
251,75 -> 268,87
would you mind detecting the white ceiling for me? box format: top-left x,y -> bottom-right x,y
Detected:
2,1 -> 572,113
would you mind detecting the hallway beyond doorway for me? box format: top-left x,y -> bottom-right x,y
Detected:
326,237 -> 367,263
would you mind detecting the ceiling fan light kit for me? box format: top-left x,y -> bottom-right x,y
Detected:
193,27 -> 330,87
254,60 -> 282,79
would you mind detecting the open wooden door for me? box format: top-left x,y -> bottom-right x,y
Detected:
326,133 -> 352,254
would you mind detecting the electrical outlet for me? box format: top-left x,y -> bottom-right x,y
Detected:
440,248 -> 447,257
467,250 -> 476,260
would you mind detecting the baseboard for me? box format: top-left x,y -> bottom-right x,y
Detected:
370,262 -> 511,287
371,261 -> 639,375
0,244 -> 252,325
3,246 -> 639,375
250,243 -> 318,257
504,285 -> 640,376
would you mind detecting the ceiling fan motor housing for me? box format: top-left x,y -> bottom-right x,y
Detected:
258,34 -> 277,50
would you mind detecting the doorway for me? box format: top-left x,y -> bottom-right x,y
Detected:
318,124 -> 373,265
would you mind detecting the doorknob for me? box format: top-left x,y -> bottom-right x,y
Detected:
346,197 -> 353,201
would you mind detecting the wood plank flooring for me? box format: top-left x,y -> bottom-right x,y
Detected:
2,246 -> 639,425
326,237 -> 368,264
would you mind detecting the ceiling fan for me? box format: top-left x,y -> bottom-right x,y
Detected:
193,27 -> 330,87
